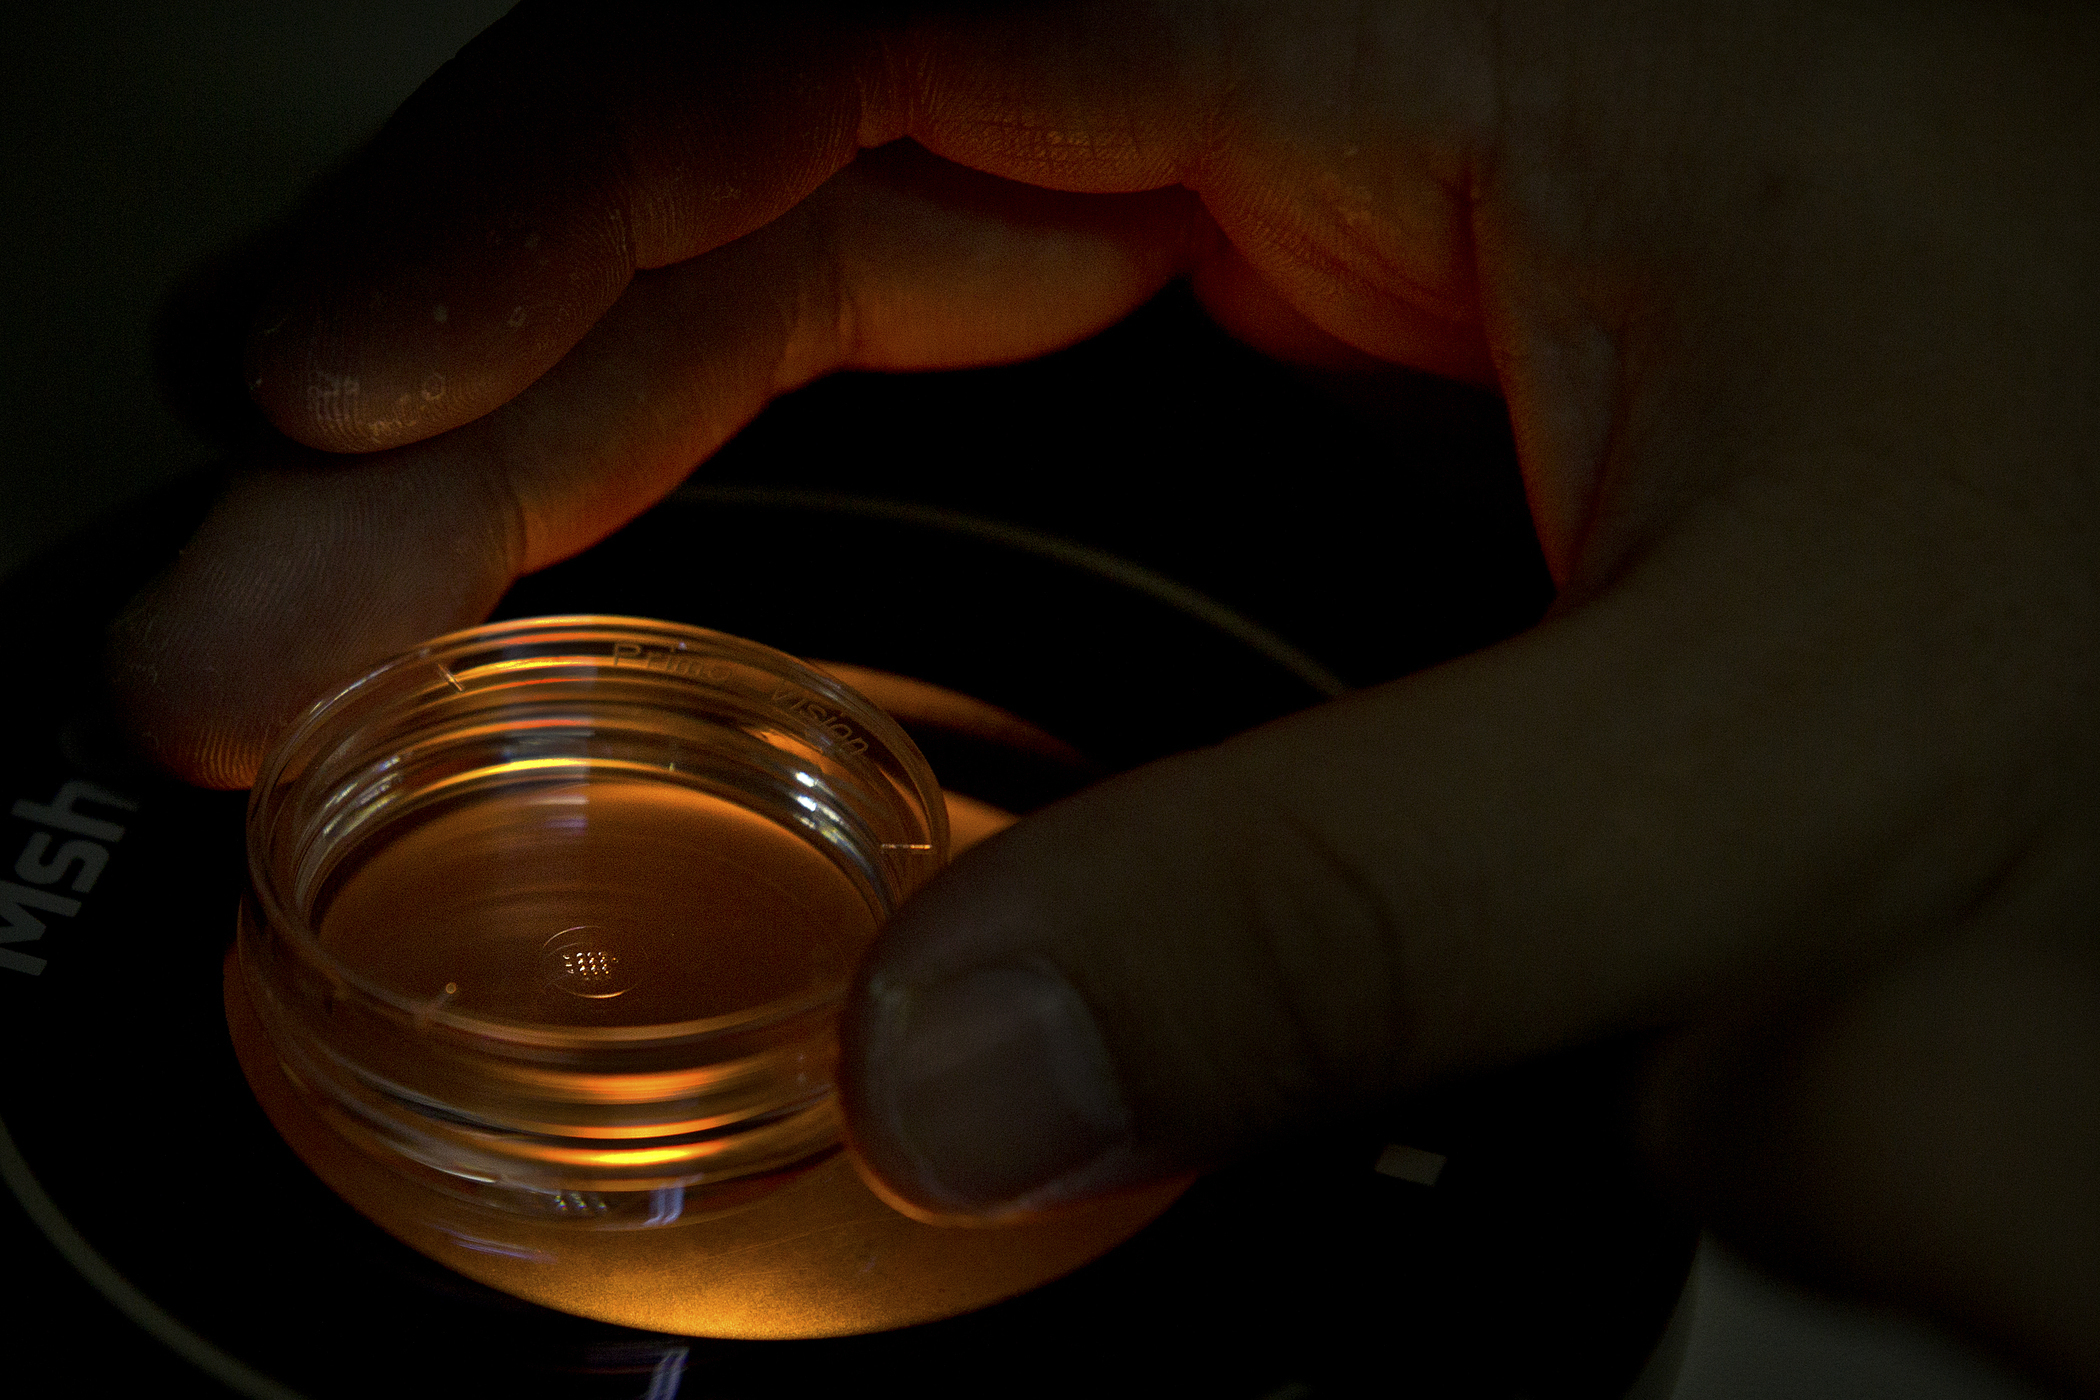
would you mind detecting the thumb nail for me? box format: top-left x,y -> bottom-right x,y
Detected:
862,958 -> 1134,1216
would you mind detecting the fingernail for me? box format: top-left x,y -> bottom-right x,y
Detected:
874,959 -> 1132,1213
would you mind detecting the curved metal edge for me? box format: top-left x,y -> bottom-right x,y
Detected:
670,484 -> 1355,702
0,1110 -> 312,1400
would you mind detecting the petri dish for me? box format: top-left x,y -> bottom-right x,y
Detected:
231,615 -> 1183,1337
237,616 -> 949,1228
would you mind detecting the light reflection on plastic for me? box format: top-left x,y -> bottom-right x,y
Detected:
643,1347 -> 688,1400
439,1227 -> 554,1262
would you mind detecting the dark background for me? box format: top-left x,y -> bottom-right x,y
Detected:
0,3 -> 2051,1397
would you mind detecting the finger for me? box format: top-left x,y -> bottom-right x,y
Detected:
838,473 -> 2085,1220
245,5 -> 878,452
106,450 -> 524,790
111,144 -> 1197,787
1187,233 -> 1496,386
246,0 -> 1492,451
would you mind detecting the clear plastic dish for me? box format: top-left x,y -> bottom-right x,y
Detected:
237,616 -> 948,1228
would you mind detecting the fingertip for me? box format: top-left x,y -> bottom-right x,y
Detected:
237,37 -> 644,455
243,253 -> 616,455
842,952 -> 1159,1220
1189,233 -> 1498,386
103,447 -> 523,789
102,625 -> 250,791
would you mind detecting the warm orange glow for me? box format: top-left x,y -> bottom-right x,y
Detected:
227,941 -> 1184,1339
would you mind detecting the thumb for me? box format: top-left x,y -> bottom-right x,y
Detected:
837,520 -> 2047,1220
836,656 -> 1593,1222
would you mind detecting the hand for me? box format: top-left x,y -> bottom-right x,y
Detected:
106,2 -> 2100,1388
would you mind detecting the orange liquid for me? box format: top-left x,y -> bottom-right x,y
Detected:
317,779 -> 877,1027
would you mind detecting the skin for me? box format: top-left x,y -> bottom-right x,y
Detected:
104,1 -> 2100,1389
